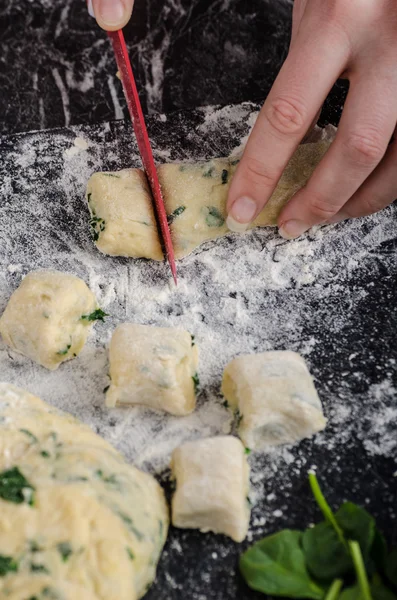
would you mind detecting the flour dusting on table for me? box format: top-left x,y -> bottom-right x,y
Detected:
0,102 -> 396,579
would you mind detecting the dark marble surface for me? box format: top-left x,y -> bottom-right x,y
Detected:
0,0 -> 348,135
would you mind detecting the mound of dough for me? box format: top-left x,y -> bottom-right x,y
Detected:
86,141 -> 330,259
221,351 -> 326,449
171,436 -> 250,542
0,383 -> 168,600
106,323 -> 199,416
0,270 -> 102,370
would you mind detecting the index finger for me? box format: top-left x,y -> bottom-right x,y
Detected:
226,25 -> 349,232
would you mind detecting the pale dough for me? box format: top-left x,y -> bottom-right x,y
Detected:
86,169 -> 163,260
0,383 -> 169,600
106,323 -> 199,415
0,270 -> 101,370
171,436 -> 250,542
86,140 -> 331,259
221,351 -> 326,449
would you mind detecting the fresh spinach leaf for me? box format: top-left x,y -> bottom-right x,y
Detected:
302,520 -> 352,580
371,574 -> 397,600
370,529 -> 388,573
385,549 -> 397,588
336,502 -> 376,563
0,555 -> 18,576
0,466 -> 35,505
340,584 -> 362,600
239,529 -> 324,599
81,308 -> 108,323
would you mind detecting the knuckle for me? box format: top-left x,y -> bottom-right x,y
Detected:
243,156 -> 279,189
265,96 -> 308,137
344,131 -> 386,167
309,192 -> 341,220
361,193 -> 390,216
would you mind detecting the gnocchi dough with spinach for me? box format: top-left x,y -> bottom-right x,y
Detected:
106,323 -> 199,416
86,140 -> 330,259
86,169 -> 163,260
0,383 -> 169,600
0,270 -> 104,370
171,436 -> 250,542
221,351 -> 326,450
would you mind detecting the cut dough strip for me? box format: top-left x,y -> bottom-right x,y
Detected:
86,141 -> 331,260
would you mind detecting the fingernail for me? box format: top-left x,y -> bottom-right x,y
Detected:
279,220 -> 309,240
87,0 -> 95,17
98,0 -> 125,26
227,197 -> 257,233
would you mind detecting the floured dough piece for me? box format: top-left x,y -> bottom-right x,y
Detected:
86,140 -> 330,259
0,383 -> 169,600
86,169 -> 163,260
106,323 -> 199,415
159,141 -> 330,257
221,351 -> 326,450
0,270 -> 103,370
171,436 -> 250,542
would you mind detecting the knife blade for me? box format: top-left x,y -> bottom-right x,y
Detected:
107,29 -> 177,283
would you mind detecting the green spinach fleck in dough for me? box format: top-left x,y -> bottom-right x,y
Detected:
57,542 -> 73,562
167,206 -> 186,225
57,344 -> 71,356
19,429 -> 38,443
221,169 -> 229,184
102,173 -> 121,178
40,450 -> 50,458
117,511 -> 144,541
81,308 -> 108,323
126,547 -> 135,560
191,334 -> 195,347
0,555 -> 18,576
192,373 -> 200,395
203,166 -> 215,178
90,215 -> 106,241
30,563 -> 50,574
0,467 -> 35,505
205,206 -> 225,228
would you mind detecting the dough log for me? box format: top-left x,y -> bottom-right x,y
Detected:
0,383 -> 169,600
0,270 -> 103,370
221,351 -> 326,450
86,141 -> 331,259
106,323 -> 199,416
171,436 -> 250,542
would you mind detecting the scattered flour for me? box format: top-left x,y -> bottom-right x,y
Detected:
0,102 -> 396,551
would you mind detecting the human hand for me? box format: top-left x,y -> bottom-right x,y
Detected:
226,0 -> 397,238
88,0 -> 134,31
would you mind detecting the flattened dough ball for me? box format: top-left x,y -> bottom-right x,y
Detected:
0,382 -> 169,600
86,169 -> 163,260
0,270 -> 102,370
106,323 -> 199,415
171,436 -> 250,542
221,351 -> 326,450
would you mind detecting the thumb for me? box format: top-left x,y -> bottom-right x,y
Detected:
89,0 -> 134,31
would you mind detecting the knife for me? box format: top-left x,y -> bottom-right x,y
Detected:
107,30 -> 177,284
85,6 -> 177,283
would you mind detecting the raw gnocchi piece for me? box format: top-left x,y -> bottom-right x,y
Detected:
86,169 -> 163,260
0,270 -> 103,370
106,323 -> 199,416
171,436 -> 250,542
0,382 -> 169,600
221,351 -> 327,450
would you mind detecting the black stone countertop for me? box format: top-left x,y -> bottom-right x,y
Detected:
0,0 -> 347,134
